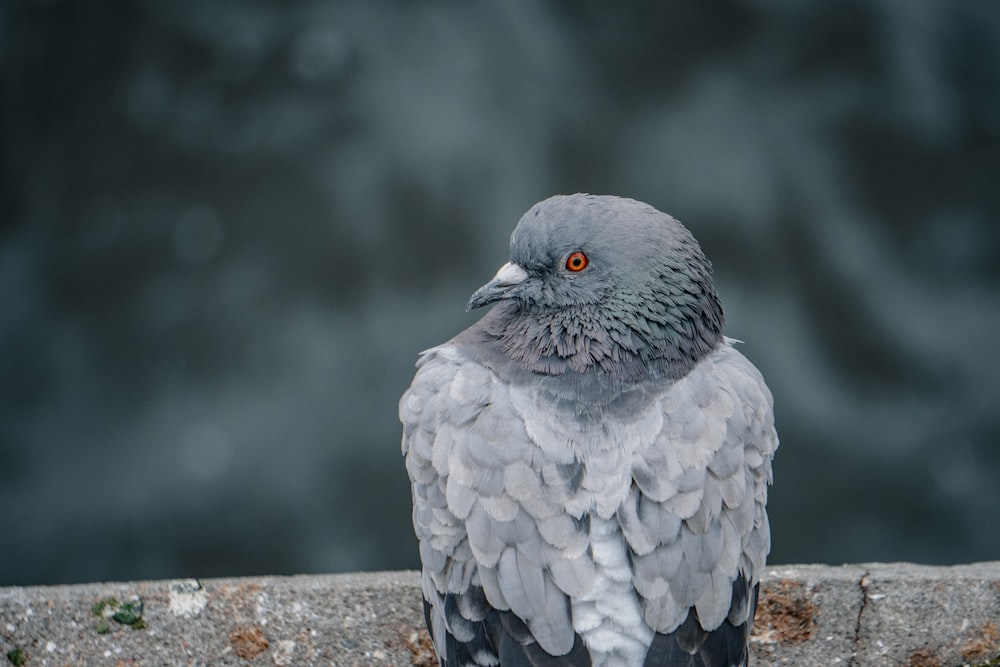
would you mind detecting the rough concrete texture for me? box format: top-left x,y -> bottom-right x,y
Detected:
0,572 -> 428,667
751,564 -> 867,665
855,562 -> 1000,667
2,563 -> 999,666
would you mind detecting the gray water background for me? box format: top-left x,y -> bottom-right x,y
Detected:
2,0 -> 998,586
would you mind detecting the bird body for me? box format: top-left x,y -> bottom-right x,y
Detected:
401,194 -> 778,666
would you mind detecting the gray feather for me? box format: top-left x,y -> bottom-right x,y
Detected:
498,546 -> 546,619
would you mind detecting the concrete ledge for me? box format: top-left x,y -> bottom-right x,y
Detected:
2,563 -> 999,666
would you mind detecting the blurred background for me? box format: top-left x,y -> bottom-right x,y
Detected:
2,0 -> 999,586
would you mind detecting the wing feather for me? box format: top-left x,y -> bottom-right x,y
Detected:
401,347 -> 590,663
619,343 -> 778,640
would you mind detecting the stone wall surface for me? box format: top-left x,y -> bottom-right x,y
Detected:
2,564 -> 999,666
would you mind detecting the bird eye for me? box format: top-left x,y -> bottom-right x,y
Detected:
565,251 -> 588,272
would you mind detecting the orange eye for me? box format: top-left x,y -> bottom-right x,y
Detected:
565,251 -> 588,272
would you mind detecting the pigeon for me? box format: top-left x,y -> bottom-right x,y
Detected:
400,194 -> 778,667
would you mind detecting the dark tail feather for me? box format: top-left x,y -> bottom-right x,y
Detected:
642,577 -> 759,667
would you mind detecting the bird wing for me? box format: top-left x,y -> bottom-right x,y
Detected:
622,342 -> 778,665
401,344 -> 596,665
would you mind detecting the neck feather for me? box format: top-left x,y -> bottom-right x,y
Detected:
482,284 -> 724,383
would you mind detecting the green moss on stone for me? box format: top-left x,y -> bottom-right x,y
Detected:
92,595 -> 145,632
6,648 -> 27,666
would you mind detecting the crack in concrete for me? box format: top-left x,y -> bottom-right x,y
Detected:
849,570 -> 871,667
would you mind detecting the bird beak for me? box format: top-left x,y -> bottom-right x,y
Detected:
467,262 -> 529,311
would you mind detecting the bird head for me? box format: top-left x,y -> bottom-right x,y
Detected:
467,194 -> 725,381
